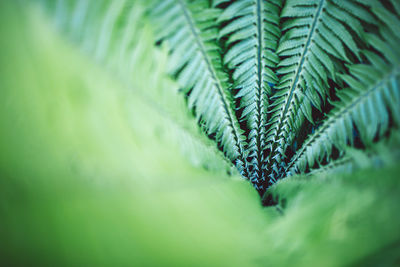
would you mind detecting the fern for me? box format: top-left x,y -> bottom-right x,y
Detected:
147,0 -> 400,195
41,0 -> 400,197
3,0 -> 400,265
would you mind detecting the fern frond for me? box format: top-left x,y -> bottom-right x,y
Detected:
287,22 -> 400,174
151,0 -> 249,175
217,0 -> 281,189
264,0 -> 371,184
288,64 -> 400,173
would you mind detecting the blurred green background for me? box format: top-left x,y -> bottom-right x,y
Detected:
0,1 -> 399,266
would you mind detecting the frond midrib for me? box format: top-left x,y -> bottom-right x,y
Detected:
253,0 -> 266,180
306,156 -> 352,176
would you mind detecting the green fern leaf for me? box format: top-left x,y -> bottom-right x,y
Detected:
151,0 -> 249,175
264,0 -> 369,184
287,26 -> 400,174
217,0 -> 281,189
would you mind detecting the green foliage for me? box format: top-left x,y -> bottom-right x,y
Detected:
218,0 -> 281,189
38,0 -> 235,173
264,0 -> 372,180
0,3 -> 266,265
146,0 -> 400,194
1,0 -> 400,265
151,0 -> 249,176
33,0 -> 400,195
287,4 -> 400,174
